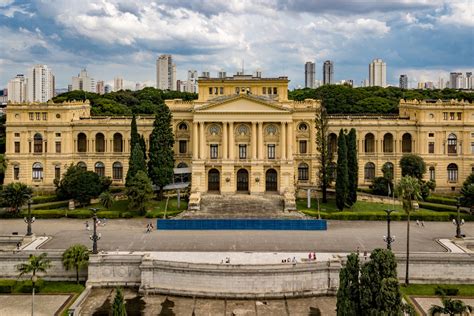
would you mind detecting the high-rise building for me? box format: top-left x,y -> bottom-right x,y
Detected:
438,78 -> 445,89
322,60 -> 333,85
466,72 -> 473,90
399,74 -> 408,89
305,61 -> 316,88
449,72 -> 462,89
105,84 -> 112,94
424,82 -> 434,90
71,68 -> 95,92
27,64 -> 55,103
185,70 -> 198,93
7,74 -> 27,103
96,81 -> 105,95
114,77 -> 123,92
156,54 -> 176,90
369,58 -> 387,87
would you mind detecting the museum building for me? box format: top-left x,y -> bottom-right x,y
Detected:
4,74 -> 474,208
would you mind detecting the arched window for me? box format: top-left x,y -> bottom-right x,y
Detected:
77,133 -> 87,152
95,133 -> 105,152
32,162 -> 43,180
383,133 -> 393,153
429,166 -> 435,181
364,162 -> 375,181
33,133 -> 43,153
77,161 -> 87,171
13,165 -> 20,180
95,162 -> 105,177
365,133 -> 375,153
178,122 -> 188,131
447,163 -> 458,182
113,133 -> 123,152
177,162 -> 188,168
402,133 -> 412,153
328,162 -> 337,181
298,163 -> 309,181
382,162 -> 394,180
328,133 -> 338,154
447,134 -> 457,154
112,162 -> 123,180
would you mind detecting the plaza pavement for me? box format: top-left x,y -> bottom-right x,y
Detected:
1,218 -> 471,253
0,294 -> 72,316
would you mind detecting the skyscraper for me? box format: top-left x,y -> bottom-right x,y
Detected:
156,54 -> 176,90
466,72 -> 473,90
27,64 -> 55,103
323,60 -> 333,85
114,77 -> 123,91
369,59 -> 387,87
399,74 -> 408,89
305,61 -> 316,88
449,72 -> 462,89
72,68 -> 95,92
185,70 -> 198,93
7,74 -> 27,103
96,81 -> 105,95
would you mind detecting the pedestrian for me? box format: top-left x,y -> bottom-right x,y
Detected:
85,221 -> 90,231
313,253 -> 317,261
16,241 -> 21,250
416,220 -> 420,226
308,252 -> 312,260
421,221 -> 425,227
363,251 -> 368,261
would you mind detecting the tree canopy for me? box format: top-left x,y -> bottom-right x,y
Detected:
1,182 -> 33,213
400,154 -> 426,180
460,173 -> 474,207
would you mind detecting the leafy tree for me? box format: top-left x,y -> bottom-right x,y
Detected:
400,154 -> 426,180
148,104 -> 175,200
126,143 -> 147,186
55,165 -> 110,206
315,106 -> 332,203
336,253 -> 360,316
1,182 -> 33,213
396,176 -> 421,286
460,173 -> 474,207
99,191 -> 114,209
112,287 -> 127,316
62,244 -> 89,284
336,129 -> 348,210
346,128 -> 358,206
429,297 -> 473,316
372,177 -> 393,196
17,253 -> 51,288
126,170 -> 154,215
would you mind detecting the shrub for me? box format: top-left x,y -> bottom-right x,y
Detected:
31,201 -> 69,210
31,195 -> 59,204
67,210 -> 93,219
425,196 -> 458,206
418,202 -> 458,212
14,279 -> 45,293
96,210 -> 120,219
435,286 -> 459,296
121,212 -> 135,218
110,187 -> 125,194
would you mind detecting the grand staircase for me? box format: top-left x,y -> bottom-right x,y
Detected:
179,194 -> 305,219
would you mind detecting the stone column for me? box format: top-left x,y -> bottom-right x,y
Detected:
258,122 -> 263,159
223,122 -> 228,160
199,122 -> 206,159
251,122 -> 257,159
281,122 -> 286,160
229,122 -> 235,160
287,121 -> 293,160
193,122 -> 198,159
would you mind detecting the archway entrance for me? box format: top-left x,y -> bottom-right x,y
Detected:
236,169 -> 249,192
208,169 -> 220,191
266,169 -> 278,192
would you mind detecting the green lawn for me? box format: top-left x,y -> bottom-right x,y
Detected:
0,279 -> 84,294
400,284 -> 474,296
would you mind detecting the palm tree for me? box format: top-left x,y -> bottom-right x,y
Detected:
62,244 -> 89,284
17,253 -> 51,288
429,297 -> 473,316
395,176 -> 421,286
1,182 -> 33,213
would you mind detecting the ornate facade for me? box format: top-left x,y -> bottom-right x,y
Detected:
4,75 -> 474,207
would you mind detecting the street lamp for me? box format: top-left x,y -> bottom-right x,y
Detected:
31,274 -> 37,316
24,198 -> 35,236
89,208 -> 101,254
383,209 -> 396,250
453,198 -> 465,238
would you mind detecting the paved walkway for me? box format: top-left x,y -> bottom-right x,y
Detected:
411,297 -> 474,315
1,218 -> 472,253
0,294 -> 71,316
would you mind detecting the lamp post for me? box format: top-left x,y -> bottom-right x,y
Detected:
89,208 -> 101,254
453,198 -> 465,238
24,199 -> 35,236
383,209 -> 395,250
31,274 -> 37,316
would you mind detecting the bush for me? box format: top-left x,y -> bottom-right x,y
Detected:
110,187 -> 125,193
67,209 -> 93,219
14,279 -> 45,293
357,188 -> 373,194
31,195 -> 59,204
121,211 -> 135,218
31,201 -> 69,210
435,286 -> 459,296
96,210 -> 121,219
145,209 -> 183,218
0,280 -> 15,293
419,202 -> 458,212
425,196 -> 458,206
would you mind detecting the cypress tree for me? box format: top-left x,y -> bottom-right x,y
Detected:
130,114 -> 139,153
336,253 -> 360,316
148,104 -> 175,200
315,106 -> 332,203
126,143 -> 147,186
112,287 -> 127,316
346,128 -> 358,206
336,129 -> 348,211
139,134 -> 147,161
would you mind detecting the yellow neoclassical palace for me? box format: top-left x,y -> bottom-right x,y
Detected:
4,74 -> 474,208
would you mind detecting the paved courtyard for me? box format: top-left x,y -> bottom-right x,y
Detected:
0,294 -> 72,316
411,296 -> 474,315
0,218 -> 472,252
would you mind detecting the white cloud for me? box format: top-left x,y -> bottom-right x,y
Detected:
438,2 -> 474,27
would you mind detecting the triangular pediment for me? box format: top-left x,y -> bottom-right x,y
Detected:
194,95 -> 291,113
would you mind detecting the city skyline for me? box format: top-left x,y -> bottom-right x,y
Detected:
0,1 -> 472,89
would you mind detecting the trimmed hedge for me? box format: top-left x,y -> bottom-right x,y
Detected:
145,209 -> 183,218
419,202 -> 458,212
96,210 -> 121,219
303,210 -> 474,222
30,201 -> 69,210
31,195 -> 59,204
0,279 -> 84,294
425,196 -> 458,206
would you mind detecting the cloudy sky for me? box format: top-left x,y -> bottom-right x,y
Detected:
0,0 -> 472,89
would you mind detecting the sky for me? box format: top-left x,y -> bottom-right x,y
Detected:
0,0 -> 473,89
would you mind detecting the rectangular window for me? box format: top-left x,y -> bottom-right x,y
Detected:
14,142 -> 20,153
209,87 -> 213,94
443,112 -> 448,120
55,166 -> 61,180
428,133 -> 434,137
471,142 -> 474,154
210,144 -> 218,159
273,87 -> 277,95
429,168 -> 435,181
214,87 -> 218,94
14,133 -> 20,137
239,144 -> 247,159
263,87 -> 266,94
450,112 -> 455,120
29,112 -> 34,120
55,141 -> 61,153
55,133 -> 61,137
299,140 -> 307,154
219,87 -> 224,94
13,166 -> 19,180
42,112 -> 47,120
457,112 -> 462,120
179,140 -> 187,154
268,144 -> 275,159
471,132 -> 474,138
35,112 -> 40,120
428,142 -> 435,154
